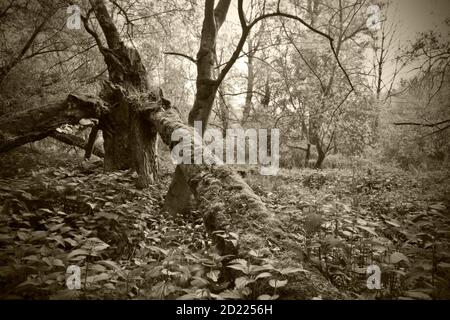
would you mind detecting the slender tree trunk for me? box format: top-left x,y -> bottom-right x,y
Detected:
315,143 -> 325,169
166,0 -> 231,214
241,38 -> 255,125
187,0 -> 230,128
188,85 -> 219,129
304,143 -> 311,167
85,126 -> 100,159
218,88 -> 229,137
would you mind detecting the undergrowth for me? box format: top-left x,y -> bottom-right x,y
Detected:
0,148 -> 449,300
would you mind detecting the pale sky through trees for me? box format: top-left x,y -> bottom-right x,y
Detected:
222,0 -> 450,104
381,0 -> 450,87
390,0 -> 450,41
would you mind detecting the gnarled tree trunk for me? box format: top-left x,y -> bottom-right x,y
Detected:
0,88 -> 272,256
87,0 -> 158,186
0,91 -> 345,298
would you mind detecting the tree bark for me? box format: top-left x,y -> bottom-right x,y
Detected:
85,126 -> 100,159
188,0 -> 231,127
305,143 -> 311,167
315,143 -> 325,169
241,38 -> 255,125
88,0 -> 158,185
218,88 -> 230,138
0,88 -> 273,255
166,0 -> 232,214
0,94 -> 108,153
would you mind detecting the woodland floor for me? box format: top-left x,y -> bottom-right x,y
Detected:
0,146 -> 449,300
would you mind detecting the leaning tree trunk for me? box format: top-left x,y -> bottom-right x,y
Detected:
165,0 -> 231,215
0,90 -> 345,298
0,87 -> 275,257
164,84 -> 219,214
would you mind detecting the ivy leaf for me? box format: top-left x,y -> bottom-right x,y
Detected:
357,225 -> 379,237
249,264 -> 274,273
91,243 -> 110,253
86,273 -> 111,283
228,232 -> 239,239
403,291 -> 431,300
152,281 -> 174,299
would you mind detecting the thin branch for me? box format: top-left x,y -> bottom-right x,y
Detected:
216,0 -> 354,90
281,21 -> 325,92
81,10 -> 105,52
420,124 -> 450,138
393,119 -> 450,127
287,144 -> 308,151
109,0 -> 133,26
163,51 -> 197,64
0,17 -> 49,82
51,131 -> 104,158
0,0 -> 15,19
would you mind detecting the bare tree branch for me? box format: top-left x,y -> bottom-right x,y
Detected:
0,17 -> 49,83
164,51 -> 197,64
216,0 -> 354,91
393,119 -> 450,127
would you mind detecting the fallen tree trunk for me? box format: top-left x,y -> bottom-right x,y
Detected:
50,131 -> 104,158
145,101 -> 275,255
0,0 -> 344,298
135,96 -> 345,297
0,91 -> 344,298
0,94 -> 108,153
0,87 -> 277,255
